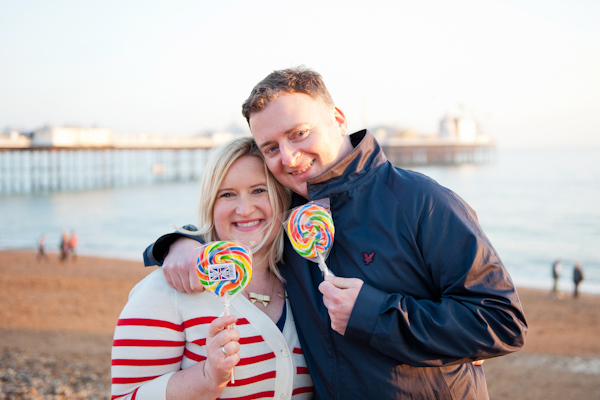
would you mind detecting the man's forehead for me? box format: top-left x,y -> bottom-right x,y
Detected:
249,93 -> 327,118
249,94 -> 328,132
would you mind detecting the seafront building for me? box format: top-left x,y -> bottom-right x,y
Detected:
0,116 -> 494,194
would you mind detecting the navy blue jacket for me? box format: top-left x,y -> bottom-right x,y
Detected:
144,130 -> 527,399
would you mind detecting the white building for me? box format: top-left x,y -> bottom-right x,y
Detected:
0,130 -> 30,148
439,114 -> 458,140
31,126 -> 115,147
439,115 -> 481,142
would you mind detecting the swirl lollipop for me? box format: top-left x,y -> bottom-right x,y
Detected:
197,240 -> 252,300
286,202 -> 335,277
196,240 -> 252,382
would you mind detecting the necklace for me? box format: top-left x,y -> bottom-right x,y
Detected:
246,272 -> 275,307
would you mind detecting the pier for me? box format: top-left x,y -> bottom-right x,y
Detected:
1,113 -> 496,194
0,147 -> 212,194
0,142 -> 494,195
1,124 -> 495,195
382,140 -> 495,166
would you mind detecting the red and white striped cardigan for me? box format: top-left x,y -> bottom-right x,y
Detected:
111,269 -> 313,400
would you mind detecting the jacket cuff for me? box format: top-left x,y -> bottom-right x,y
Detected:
143,242 -> 162,266
345,283 -> 387,345
142,225 -> 200,267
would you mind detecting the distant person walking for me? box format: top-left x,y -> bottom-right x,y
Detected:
59,230 -> 70,261
573,262 -> 584,298
551,259 -> 562,296
68,230 -> 78,261
37,234 -> 49,262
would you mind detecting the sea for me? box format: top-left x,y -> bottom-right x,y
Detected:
1,147 -> 599,295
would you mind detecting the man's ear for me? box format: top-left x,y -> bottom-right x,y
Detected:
333,106 -> 348,136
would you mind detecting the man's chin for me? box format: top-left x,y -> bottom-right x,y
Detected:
282,177 -> 308,198
294,183 -> 309,199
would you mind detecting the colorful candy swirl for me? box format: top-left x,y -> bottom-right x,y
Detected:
287,204 -> 335,259
196,241 -> 252,297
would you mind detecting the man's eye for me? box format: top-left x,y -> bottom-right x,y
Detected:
292,130 -> 308,141
264,146 -> 278,155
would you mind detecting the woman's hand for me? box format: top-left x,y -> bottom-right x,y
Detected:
204,314 -> 241,386
165,314 -> 241,399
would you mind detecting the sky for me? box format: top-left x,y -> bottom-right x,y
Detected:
1,0 -> 599,148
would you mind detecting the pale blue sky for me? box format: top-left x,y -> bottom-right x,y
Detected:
1,0 -> 599,147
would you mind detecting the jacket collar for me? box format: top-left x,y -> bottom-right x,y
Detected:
291,130 -> 387,203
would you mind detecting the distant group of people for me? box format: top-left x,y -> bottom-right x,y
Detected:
37,230 -> 78,262
60,230 -> 78,261
551,259 -> 585,298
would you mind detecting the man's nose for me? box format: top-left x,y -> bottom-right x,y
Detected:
280,144 -> 300,167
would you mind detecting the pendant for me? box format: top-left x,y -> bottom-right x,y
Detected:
247,291 -> 270,307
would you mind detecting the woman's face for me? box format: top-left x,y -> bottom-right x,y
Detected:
213,155 -> 277,252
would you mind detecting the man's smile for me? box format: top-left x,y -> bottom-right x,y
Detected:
291,160 -> 314,176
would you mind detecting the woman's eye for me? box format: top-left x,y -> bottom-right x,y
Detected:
220,192 -> 233,198
253,188 -> 267,195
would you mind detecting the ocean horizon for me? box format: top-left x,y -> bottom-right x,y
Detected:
1,146 -> 599,295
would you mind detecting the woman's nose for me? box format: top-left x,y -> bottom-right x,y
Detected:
236,196 -> 256,216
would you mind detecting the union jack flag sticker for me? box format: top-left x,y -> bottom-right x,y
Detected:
208,263 -> 236,281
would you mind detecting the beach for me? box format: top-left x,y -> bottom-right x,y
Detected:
1,250 -> 599,399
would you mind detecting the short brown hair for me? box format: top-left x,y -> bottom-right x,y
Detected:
241,66 -> 335,123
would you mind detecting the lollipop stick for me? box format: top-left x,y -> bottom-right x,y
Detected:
317,254 -> 335,277
223,302 -> 235,383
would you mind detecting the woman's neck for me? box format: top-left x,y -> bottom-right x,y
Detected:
251,249 -> 270,273
250,260 -> 271,282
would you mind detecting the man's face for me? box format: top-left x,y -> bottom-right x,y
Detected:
249,93 -> 352,198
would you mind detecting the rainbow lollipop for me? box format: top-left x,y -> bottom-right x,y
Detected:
196,240 -> 252,299
196,240 -> 252,383
286,202 -> 335,277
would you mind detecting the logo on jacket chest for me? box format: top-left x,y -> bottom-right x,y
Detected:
363,251 -> 375,265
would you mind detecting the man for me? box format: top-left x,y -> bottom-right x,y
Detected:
573,262 -> 584,298
144,66 -> 527,399
552,258 -> 562,295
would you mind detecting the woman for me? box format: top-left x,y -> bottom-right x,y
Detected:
111,137 -> 313,399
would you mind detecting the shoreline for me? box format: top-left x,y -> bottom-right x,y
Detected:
3,246 -> 599,296
1,250 -> 599,399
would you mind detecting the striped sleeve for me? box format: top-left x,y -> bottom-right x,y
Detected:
111,271 -> 185,400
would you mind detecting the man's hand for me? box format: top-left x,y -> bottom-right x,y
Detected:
318,275 -> 364,335
162,237 -> 205,293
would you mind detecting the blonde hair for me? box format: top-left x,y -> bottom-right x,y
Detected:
180,137 -> 291,281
